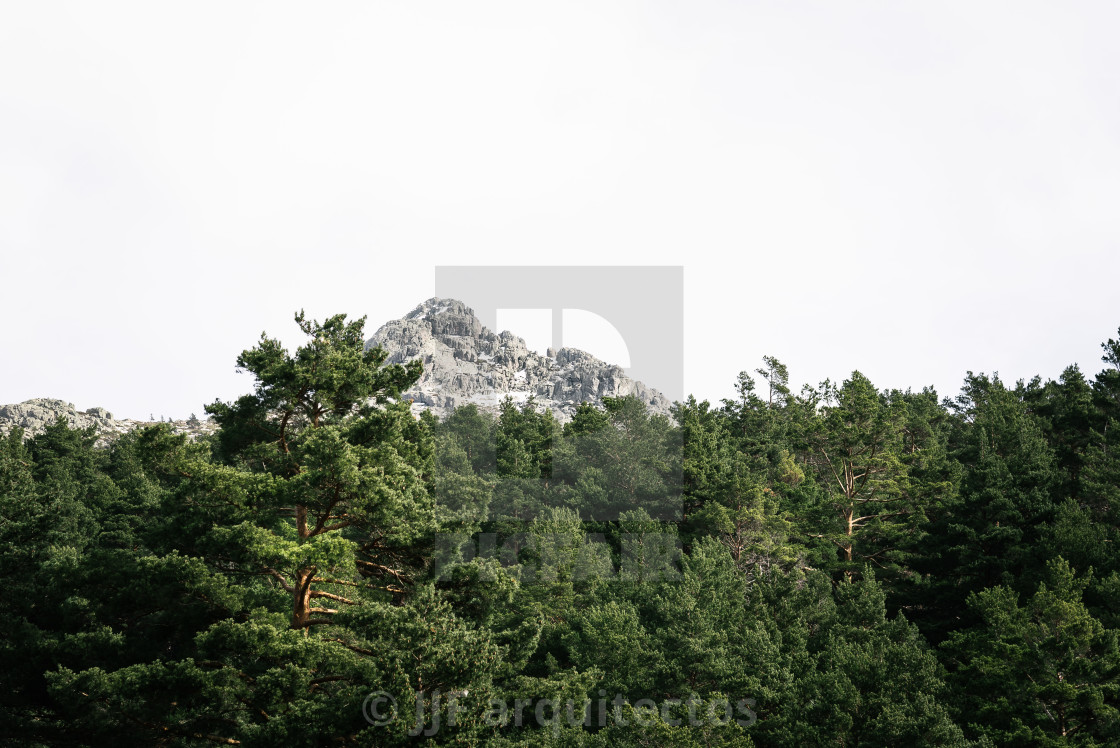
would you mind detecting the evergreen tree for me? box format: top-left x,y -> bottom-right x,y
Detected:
938,373 -> 1059,607
943,558 -> 1120,745
47,313 -> 503,745
801,372 -> 916,580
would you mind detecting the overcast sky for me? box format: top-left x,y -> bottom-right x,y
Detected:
2,1 -> 1119,420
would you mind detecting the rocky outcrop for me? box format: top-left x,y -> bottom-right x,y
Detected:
366,298 -> 672,421
0,398 -> 217,447
1,300 -> 671,441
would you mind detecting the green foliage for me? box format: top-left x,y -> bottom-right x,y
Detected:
6,316 -> 1120,746
943,558 -> 1120,745
552,395 -> 681,521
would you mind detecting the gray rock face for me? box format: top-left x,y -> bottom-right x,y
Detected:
0,398 -> 217,447
366,298 -> 673,421
1,299 -> 670,442
0,399 -> 117,435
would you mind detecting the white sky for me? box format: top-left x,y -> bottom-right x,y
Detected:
2,1 -> 1119,420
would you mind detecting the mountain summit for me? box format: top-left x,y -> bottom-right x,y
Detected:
366,298 -> 672,421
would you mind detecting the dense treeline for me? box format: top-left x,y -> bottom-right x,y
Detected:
2,314 -> 1120,746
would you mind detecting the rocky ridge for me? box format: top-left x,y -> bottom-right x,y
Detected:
0,300 -> 671,442
366,298 -> 672,421
0,398 -> 217,447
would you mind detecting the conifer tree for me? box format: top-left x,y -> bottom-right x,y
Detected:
943,558 -> 1120,745
801,372 -> 915,580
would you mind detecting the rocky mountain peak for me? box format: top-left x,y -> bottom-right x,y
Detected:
366,298 -> 672,421
1,300 -> 672,442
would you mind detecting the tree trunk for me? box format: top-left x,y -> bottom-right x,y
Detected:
292,504 -> 312,629
842,507 -> 855,581
844,507 -> 855,561
292,567 -> 313,629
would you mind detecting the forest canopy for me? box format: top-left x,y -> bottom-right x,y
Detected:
2,314 -> 1120,746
